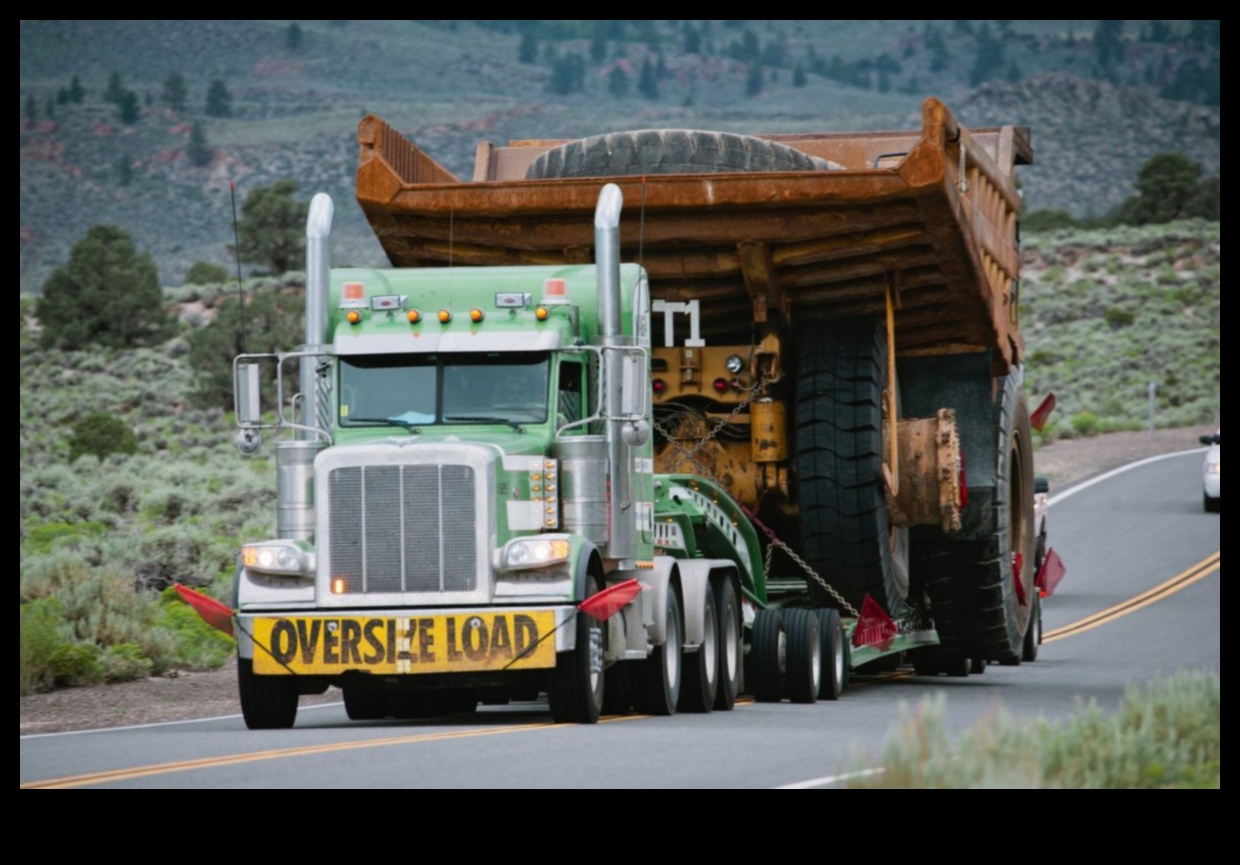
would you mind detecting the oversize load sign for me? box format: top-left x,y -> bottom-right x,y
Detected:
253,612 -> 556,675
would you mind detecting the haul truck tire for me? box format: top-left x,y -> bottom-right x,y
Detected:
795,322 -> 910,615
634,587 -> 684,716
238,658 -> 299,729
713,579 -> 743,711
680,582 -> 719,713
524,130 -> 834,180
975,373 -> 1037,665
549,575 -> 606,724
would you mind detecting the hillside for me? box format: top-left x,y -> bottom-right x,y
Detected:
19,20 -> 1220,294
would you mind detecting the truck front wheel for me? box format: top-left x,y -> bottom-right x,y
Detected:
548,576 -> 606,724
238,657 -> 299,729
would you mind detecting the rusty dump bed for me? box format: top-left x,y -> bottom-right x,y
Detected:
355,97 -> 1032,370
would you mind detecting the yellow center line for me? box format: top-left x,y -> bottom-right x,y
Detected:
1043,552 -> 1219,642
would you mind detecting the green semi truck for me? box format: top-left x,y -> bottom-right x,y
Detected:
229,98 -> 1062,728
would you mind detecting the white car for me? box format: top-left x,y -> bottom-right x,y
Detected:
1200,430 -> 1220,512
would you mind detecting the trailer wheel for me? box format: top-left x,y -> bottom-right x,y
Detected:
634,587 -> 683,716
238,658 -> 299,729
783,609 -> 821,704
524,130 -> 836,180
750,608 -> 785,703
795,321 -> 909,614
815,608 -> 849,700
974,372 -> 1037,664
680,582 -> 718,713
713,579 -> 743,711
548,575 -> 606,724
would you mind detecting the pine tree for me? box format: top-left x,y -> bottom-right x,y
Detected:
67,75 -> 85,104
36,225 -> 174,350
118,90 -> 140,125
105,71 -> 125,104
232,180 -> 309,275
286,22 -> 303,51
518,32 -> 538,64
638,57 -> 658,99
607,66 -> 630,98
187,122 -> 212,167
206,80 -> 232,118
745,61 -> 764,97
162,72 -> 187,112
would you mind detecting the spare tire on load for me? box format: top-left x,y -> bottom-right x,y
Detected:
524,129 -> 838,178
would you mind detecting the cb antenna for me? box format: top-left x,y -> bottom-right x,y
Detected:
229,181 -> 246,355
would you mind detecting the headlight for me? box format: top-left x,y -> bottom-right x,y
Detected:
242,542 -> 309,576
725,354 -> 745,374
503,537 -> 571,570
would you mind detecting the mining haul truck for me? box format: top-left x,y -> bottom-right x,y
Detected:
229,97 -> 1061,728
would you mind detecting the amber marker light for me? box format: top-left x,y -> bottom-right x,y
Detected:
331,577 -> 347,594
438,309 -> 452,323
346,310 -> 362,325
535,306 -> 549,321
407,309 -> 421,324
470,308 -> 484,322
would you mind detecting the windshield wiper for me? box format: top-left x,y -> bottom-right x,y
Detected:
444,415 -> 524,431
346,417 -> 422,433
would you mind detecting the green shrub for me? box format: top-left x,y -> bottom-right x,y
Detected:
67,411 -> 138,463
846,671 -> 1219,788
50,641 -> 104,687
1070,411 -> 1101,437
20,599 -> 72,695
183,261 -> 229,286
1104,307 -> 1135,329
100,643 -> 154,682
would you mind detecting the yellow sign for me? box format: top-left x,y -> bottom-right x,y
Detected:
252,611 -> 557,675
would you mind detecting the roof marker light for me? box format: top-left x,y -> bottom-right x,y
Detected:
346,310 -> 362,325
438,309 -> 452,323
407,309 -> 421,324
535,306 -> 549,321
542,278 -> 570,306
470,308 -> 484,322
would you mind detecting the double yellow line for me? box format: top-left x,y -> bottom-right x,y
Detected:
1043,552 -> 1220,643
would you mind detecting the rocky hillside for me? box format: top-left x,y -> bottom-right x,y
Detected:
20,20 -> 1220,294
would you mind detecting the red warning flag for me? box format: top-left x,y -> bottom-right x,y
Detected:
174,583 -> 234,637
578,579 -> 642,622
1030,393 -> 1057,432
851,595 -> 897,651
1036,548 -> 1066,598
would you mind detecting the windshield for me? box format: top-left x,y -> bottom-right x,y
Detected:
340,352 -> 551,429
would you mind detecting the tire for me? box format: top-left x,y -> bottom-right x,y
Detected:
750,608 -> 785,703
634,588 -> 683,716
974,372 -> 1037,664
548,575 -> 606,724
713,579 -> 743,711
795,321 -> 909,615
524,130 -> 834,180
343,687 -> 387,721
783,609 -> 821,704
970,656 -> 988,674
815,608 -> 848,700
1022,592 -> 1042,663
679,582 -> 718,713
238,657 -> 299,729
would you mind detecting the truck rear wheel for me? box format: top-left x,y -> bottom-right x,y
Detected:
795,321 -> 909,615
238,658 -> 299,729
524,130 -> 834,179
713,579 -> 743,711
679,582 -> 718,713
634,587 -> 683,715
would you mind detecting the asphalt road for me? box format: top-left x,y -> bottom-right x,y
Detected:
20,450 -> 1219,789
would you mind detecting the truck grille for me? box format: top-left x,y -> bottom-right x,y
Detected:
328,464 -> 477,594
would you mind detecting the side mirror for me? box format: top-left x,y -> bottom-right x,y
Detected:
236,363 -> 262,425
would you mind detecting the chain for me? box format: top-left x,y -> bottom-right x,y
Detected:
744,504 -> 859,618
653,377 -> 857,617
654,379 -> 768,476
